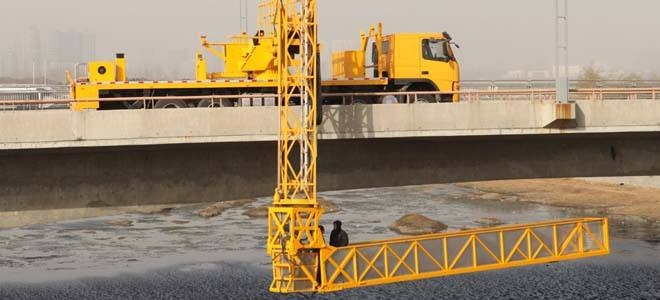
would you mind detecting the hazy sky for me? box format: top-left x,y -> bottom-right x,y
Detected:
1,0 -> 659,79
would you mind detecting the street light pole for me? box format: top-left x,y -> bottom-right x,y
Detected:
239,0 -> 249,34
555,0 -> 569,103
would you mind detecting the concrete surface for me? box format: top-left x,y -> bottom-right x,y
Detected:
2,132 -> 660,221
1,100 -> 660,150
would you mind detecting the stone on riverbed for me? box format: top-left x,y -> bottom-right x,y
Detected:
389,214 -> 448,236
318,197 -> 341,213
194,199 -> 255,218
475,217 -> 505,227
243,206 -> 269,219
104,219 -> 133,227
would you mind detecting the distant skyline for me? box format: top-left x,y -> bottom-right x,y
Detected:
1,0 -> 659,80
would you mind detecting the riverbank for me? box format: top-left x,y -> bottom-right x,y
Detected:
456,178 -> 660,223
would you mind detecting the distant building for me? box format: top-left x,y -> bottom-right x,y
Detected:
0,48 -> 19,78
43,31 -> 96,83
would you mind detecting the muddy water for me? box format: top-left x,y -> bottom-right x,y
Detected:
0,184 -> 658,287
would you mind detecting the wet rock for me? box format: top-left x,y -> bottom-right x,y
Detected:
139,207 -> 175,215
171,220 -> 190,225
479,193 -> 502,200
389,214 -> 448,236
104,219 -> 133,227
194,199 -> 255,218
318,197 -> 341,213
243,206 -> 269,219
475,217 -> 505,227
500,196 -> 519,203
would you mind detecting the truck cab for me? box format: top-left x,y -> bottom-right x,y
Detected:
326,24 -> 461,103
380,33 -> 460,100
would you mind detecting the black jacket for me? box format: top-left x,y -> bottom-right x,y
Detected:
329,229 -> 349,247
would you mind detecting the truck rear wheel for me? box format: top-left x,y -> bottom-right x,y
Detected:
414,95 -> 436,103
155,99 -> 187,109
440,95 -> 453,103
379,95 -> 400,104
198,99 -> 234,108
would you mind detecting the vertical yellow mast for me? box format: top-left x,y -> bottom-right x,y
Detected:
266,0 -> 323,293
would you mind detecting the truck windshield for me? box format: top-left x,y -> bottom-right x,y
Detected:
422,39 -> 450,62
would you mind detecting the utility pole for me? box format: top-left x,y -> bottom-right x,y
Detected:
555,0 -> 569,103
239,0 -> 249,33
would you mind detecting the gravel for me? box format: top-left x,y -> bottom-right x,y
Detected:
0,258 -> 658,300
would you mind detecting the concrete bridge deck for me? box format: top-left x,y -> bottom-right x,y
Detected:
1,100 -> 660,150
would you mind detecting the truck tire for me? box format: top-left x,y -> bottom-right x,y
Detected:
155,99 -> 187,109
379,95 -> 399,104
198,99 -> 234,108
414,95 -> 436,103
123,100 -> 144,109
440,95 -> 453,103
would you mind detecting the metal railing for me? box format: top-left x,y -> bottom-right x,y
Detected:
462,80 -> 660,90
1,88 -> 659,111
319,218 -> 609,292
0,94 -> 279,111
0,85 -> 70,110
325,87 -> 660,104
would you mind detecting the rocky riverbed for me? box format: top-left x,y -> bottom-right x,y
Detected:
0,183 -> 658,299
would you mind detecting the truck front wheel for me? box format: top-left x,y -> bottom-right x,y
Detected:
155,100 -> 187,109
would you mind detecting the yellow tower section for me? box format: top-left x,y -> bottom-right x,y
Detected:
266,0 -> 324,293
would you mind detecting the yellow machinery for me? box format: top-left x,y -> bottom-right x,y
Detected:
197,33 -> 278,81
265,0 -> 609,294
265,0 -> 324,292
67,12 -> 462,109
328,24 -> 461,102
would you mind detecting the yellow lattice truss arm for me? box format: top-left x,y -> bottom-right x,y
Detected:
318,218 -> 609,292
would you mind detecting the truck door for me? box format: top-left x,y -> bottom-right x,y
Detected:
371,38 -> 391,78
420,37 -> 458,98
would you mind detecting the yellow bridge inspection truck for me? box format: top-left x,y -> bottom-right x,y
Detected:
67,23 -> 460,110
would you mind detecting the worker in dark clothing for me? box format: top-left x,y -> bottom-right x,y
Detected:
329,220 -> 349,247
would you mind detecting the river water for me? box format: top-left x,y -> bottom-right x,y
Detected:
0,184 -> 658,299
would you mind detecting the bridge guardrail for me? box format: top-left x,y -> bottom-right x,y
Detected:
325,88 -> 660,104
0,88 -> 658,111
461,80 -> 660,90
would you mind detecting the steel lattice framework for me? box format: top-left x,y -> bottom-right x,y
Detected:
266,0 -> 324,293
318,218 -> 609,291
